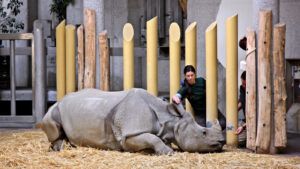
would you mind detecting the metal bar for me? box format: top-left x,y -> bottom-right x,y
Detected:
0,89 -> 33,101
158,0 -> 165,39
33,20 -> 45,122
32,35 -> 35,118
0,33 -> 33,40
110,47 -> 146,57
10,40 -> 16,116
0,47 -> 32,55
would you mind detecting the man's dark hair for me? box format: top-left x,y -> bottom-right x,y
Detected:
241,71 -> 246,81
183,65 -> 196,74
239,36 -> 247,51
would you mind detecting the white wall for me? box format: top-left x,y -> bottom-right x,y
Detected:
216,0 -> 253,78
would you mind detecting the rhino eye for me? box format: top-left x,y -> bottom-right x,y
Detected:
202,130 -> 206,136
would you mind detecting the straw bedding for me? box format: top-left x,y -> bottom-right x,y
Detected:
0,129 -> 299,169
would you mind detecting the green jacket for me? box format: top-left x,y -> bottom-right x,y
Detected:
177,77 -> 206,116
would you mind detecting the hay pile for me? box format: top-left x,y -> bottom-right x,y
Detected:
0,129 -> 299,169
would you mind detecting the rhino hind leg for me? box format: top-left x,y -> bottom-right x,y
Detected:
123,133 -> 174,155
50,139 -> 65,151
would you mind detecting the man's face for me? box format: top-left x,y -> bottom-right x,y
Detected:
242,79 -> 246,88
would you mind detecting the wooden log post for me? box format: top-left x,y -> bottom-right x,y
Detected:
256,10 -> 272,153
205,22 -> 218,126
77,25 -> 84,90
169,23 -> 181,103
99,30 -> 110,91
273,23 -> 287,148
56,20 -> 66,101
66,25 -> 76,94
246,28 -> 257,151
123,23 -> 134,90
225,15 -> 238,147
84,9 -> 96,88
185,22 -> 197,115
146,17 -> 158,96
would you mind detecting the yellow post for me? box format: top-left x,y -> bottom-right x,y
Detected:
147,17 -> 158,96
66,24 -> 76,94
205,22 -> 218,124
123,23 -> 135,90
225,15 -> 238,146
185,22 -> 197,115
169,23 -> 181,102
56,20 -> 66,101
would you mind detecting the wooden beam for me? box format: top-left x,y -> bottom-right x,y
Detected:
246,28 -> 257,151
84,9 -> 96,88
256,10 -> 272,153
273,23 -> 287,148
99,30 -> 110,91
77,25 -> 84,90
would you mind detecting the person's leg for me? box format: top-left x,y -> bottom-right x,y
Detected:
218,110 -> 226,131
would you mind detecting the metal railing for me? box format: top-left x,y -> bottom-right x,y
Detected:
0,21 -> 46,127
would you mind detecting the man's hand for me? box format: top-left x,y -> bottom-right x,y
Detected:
172,95 -> 181,104
236,126 -> 244,135
236,123 -> 246,135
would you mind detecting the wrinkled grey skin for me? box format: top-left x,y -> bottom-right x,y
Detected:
39,88 -> 224,154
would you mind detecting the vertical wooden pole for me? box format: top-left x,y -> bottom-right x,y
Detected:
226,15 -> 238,147
256,10 -> 272,153
123,23 -> 134,90
185,22 -> 197,115
56,20 -> 66,101
84,9 -> 96,88
205,22 -> 218,125
246,28 -> 257,151
169,23 -> 181,102
99,30 -> 110,91
77,25 -> 84,90
273,23 -> 287,148
66,24 -> 76,94
147,17 -> 158,96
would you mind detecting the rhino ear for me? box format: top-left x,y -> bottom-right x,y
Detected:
167,103 -> 186,117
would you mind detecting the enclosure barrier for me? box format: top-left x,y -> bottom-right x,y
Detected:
225,15 -> 238,146
0,21 -> 45,127
66,25 -> 76,94
185,22 -> 197,115
56,20 -> 66,101
55,20 -> 76,100
54,8 -> 287,153
246,29 -> 257,150
205,22 -> 218,126
256,10 -> 272,153
146,17 -> 158,96
123,23 -> 134,90
169,23 -> 181,103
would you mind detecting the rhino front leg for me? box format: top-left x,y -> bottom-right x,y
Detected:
123,133 -> 174,155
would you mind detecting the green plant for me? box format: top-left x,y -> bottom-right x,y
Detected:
0,0 -> 24,33
50,0 -> 74,22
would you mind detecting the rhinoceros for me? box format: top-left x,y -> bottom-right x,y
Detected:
38,88 -> 224,154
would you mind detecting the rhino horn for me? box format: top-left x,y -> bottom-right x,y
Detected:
206,119 -> 221,130
212,120 -> 222,131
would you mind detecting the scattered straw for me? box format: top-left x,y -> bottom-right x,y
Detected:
0,129 -> 299,169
